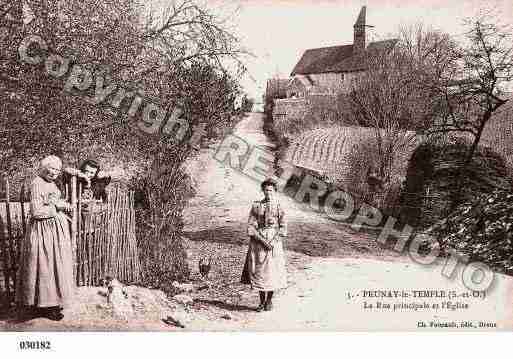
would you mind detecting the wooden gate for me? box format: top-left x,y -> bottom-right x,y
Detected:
0,177 -> 140,308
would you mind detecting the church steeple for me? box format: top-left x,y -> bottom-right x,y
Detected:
353,6 -> 366,56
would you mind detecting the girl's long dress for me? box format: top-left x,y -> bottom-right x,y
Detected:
16,176 -> 75,308
241,198 -> 287,291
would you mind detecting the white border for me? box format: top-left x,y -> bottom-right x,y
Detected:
1,332 -> 513,358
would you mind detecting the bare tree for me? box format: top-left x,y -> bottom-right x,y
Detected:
349,24 -> 457,206
430,10 -> 513,206
130,0 -> 249,81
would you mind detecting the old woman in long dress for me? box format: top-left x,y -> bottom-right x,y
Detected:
241,178 -> 287,312
16,155 -> 75,321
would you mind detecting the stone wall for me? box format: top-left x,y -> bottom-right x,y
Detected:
307,72 -> 363,94
308,73 -> 343,93
306,94 -> 339,113
272,94 -> 344,129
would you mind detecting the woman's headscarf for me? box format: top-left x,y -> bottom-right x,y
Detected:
40,155 -> 62,171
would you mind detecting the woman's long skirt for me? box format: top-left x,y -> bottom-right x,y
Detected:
241,236 -> 287,291
16,213 -> 75,308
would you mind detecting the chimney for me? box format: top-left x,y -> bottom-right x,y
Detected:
353,6 -> 366,56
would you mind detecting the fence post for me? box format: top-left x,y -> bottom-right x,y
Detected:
19,183 -> 27,245
5,179 -> 15,299
77,181 -> 82,286
0,179 -> 11,301
70,176 -> 77,284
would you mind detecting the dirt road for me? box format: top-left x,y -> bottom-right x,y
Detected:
183,112 -> 513,331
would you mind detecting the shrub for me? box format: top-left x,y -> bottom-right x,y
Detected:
427,189 -> 513,275
283,126 -> 416,215
132,144 -> 196,291
400,136 -> 513,228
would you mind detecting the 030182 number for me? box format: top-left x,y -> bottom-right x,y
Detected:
19,341 -> 51,350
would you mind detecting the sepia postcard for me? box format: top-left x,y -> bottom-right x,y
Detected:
1,0 -> 513,351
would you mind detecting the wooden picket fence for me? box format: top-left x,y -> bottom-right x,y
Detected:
0,177 -> 140,307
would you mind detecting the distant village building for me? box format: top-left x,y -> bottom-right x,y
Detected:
265,78 -> 289,99
269,6 -> 397,126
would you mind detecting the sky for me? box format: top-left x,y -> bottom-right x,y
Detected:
149,0 -> 513,99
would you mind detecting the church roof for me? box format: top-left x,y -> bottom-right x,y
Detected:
290,39 -> 398,75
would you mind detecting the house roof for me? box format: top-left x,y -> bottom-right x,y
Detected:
291,39 -> 398,75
